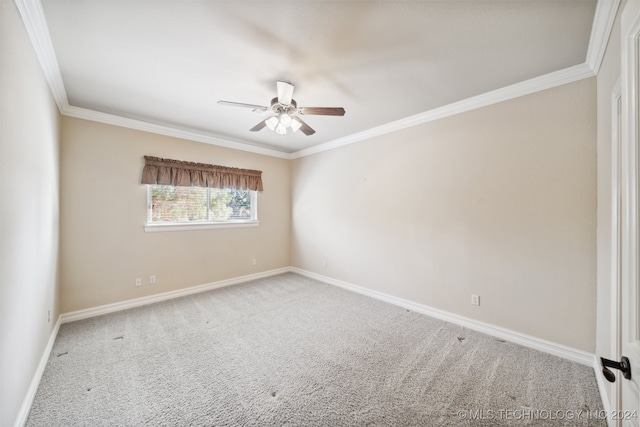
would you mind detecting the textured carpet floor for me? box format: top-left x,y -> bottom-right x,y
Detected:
26,273 -> 605,426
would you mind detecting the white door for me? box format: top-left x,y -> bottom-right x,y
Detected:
620,1 -> 640,425
609,77 -> 623,427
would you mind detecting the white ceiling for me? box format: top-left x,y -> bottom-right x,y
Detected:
27,1 -> 605,156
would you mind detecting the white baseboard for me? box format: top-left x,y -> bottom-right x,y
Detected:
17,266 -> 601,427
14,317 -> 61,427
291,267 -> 595,366
16,268 -> 289,427
68,265 -> 595,369
60,267 -> 290,323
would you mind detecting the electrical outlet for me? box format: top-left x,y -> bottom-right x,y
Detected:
322,260 -> 327,268
135,277 -> 142,287
471,294 -> 480,306
149,275 -> 156,284
251,258 -> 257,266
47,310 -> 51,323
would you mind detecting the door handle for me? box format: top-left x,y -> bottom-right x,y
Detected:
601,356 -> 632,382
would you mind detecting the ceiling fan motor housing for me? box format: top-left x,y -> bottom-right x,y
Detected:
271,97 -> 297,114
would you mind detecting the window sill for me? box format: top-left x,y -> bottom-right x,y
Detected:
144,221 -> 259,233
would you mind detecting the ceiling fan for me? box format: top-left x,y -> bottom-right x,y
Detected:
218,81 -> 345,136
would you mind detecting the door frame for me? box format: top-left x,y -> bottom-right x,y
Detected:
620,0 -> 640,421
611,77 -> 623,426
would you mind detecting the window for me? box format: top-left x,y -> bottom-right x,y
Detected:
146,185 -> 258,231
141,156 -> 262,231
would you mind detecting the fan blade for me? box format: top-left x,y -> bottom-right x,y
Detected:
277,81 -> 294,105
218,101 -> 269,113
292,116 -> 315,136
298,107 -> 345,116
249,119 -> 268,132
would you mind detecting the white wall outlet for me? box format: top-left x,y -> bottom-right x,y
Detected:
471,294 -> 480,306
251,258 -> 257,266
47,310 -> 51,323
149,275 -> 156,284
322,260 -> 327,268
135,277 -> 142,287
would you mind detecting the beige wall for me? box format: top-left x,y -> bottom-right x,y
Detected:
2,1 -> 611,423
59,117 -> 290,313
0,0 -> 61,425
291,78 -> 597,352
595,0 -> 626,409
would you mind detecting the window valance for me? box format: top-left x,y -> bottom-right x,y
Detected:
141,156 -> 263,191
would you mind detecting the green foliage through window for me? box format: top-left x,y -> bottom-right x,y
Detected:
148,185 -> 256,224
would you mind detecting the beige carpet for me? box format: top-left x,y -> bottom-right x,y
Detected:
26,273 -> 605,426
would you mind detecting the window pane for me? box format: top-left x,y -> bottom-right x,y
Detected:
148,185 -> 255,224
150,185 -> 207,223
224,188 -> 253,220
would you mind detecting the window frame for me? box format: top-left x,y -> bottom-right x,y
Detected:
144,184 -> 259,232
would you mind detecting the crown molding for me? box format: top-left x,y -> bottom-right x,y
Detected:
14,0 -> 292,160
63,105 -> 292,159
291,0 -> 620,160
291,63 -> 595,159
17,0 -> 614,161
586,0 -> 621,75
14,0 -> 69,111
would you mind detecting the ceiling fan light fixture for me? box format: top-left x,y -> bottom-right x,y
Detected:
266,113 -> 300,135
290,119 -> 302,133
275,123 -> 287,135
265,116 -> 279,131
279,113 -> 292,127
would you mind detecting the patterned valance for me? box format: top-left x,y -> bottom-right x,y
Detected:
141,156 -> 263,191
